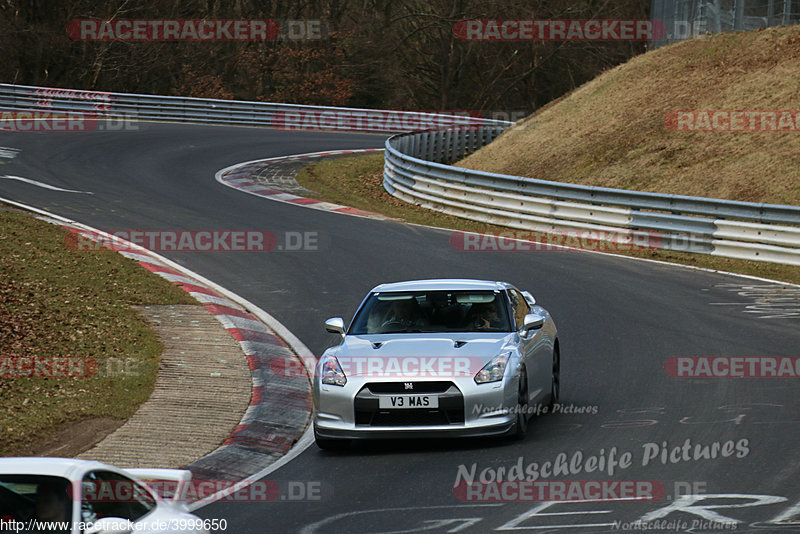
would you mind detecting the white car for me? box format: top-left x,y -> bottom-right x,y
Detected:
0,457 -> 210,533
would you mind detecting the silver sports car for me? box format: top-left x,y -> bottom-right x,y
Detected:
313,279 -> 559,449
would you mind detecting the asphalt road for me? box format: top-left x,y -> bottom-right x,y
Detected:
1,123 -> 798,533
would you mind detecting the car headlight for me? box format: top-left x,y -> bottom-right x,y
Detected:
474,353 -> 509,384
320,355 -> 347,386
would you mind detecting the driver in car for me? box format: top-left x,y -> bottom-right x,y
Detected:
34,480 -> 70,532
381,299 -> 425,329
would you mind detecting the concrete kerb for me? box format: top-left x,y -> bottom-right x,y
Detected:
0,195 -> 317,509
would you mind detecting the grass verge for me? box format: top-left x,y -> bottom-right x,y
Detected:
0,207 -> 197,455
295,154 -> 800,285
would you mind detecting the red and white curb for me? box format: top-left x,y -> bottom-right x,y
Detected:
215,148 -> 393,219
0,196 -> 317,510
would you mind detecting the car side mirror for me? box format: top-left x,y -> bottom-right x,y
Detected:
325,317 -> 345,335
85,517 -> 131,534
523,313 -> 544,331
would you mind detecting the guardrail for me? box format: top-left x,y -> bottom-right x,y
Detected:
2,82 -> 797,266
384,127 -> 800,266
0,82 -> 511,133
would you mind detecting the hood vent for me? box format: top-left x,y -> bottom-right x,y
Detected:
454,340 -> 468,348
371,342 -> 383,349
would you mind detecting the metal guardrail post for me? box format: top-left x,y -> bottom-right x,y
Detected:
443,129 -> 453,163
734,0 -> 745,30
454,130 -> 464,160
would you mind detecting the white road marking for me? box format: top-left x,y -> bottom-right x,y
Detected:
709,283 -> 800,319
766,498 -> 800,524
0,174 -> 93,194
299,504 -> 504,534
0,147 -> 20,160
497,500 -> 615,530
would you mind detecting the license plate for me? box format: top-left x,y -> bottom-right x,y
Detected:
378,395 -> 438,409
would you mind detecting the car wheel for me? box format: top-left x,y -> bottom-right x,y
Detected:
511,368 -> 529,440
547,344 -> 560,410
314,428 -> 349,451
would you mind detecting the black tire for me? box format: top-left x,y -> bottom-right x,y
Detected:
547,344 -> 560,410
510,368 -> 529,440
314,428 -> 349,451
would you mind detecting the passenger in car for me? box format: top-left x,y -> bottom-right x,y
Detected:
472,302 -> 503,330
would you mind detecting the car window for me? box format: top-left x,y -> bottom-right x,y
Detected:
0,474 -> 71,526
349,290 -> 512,334
508,289 -> 530,330
80,470 -> 156,528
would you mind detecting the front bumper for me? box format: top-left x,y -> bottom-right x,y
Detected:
314,378 -> 517,440
313,419 -> 515,440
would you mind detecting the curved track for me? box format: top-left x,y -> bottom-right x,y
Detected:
1,123 -> 798,533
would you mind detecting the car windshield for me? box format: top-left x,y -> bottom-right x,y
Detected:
348,290 -> 511,334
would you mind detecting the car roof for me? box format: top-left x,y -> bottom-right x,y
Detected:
0,457 -> 117,480
370,279 -> 514,293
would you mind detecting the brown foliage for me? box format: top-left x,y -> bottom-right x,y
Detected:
175,65 -> 234,100
0,0 -> 647,111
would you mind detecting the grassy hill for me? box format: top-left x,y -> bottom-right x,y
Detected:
458,26 -> 800,207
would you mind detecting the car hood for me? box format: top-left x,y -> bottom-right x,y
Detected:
328,333 -> 515,379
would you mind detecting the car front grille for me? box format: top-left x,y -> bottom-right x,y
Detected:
365,381 -> 453,394
354,382 -> 464,426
